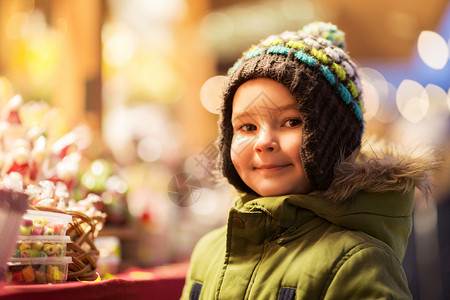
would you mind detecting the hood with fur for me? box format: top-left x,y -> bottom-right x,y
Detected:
319,142 -> 439,203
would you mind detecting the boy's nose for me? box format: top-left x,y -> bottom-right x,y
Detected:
253,128 -> 279,153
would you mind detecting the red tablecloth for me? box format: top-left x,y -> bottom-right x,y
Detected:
0,263 -> 188,300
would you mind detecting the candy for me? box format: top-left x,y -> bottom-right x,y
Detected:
7,110 -> 21,124
31,241 -> 43,250
13,249 -> 21,257
12,270 -> 24,282
6,95 -> 23,125
6,271 -> 13,282
43,226 -> 54,235
55,244 -> 64,256
22,219 -> 33,226
18,243 -> 31,251
31,227 -> 43,235
14,236 -> 70,259
35,270 -> 46,283
6,162 -> 29,176
43,244 -> 56,256
7,257 -> 72,284
53,224 -> 64,235
22,265 -> 36,283
20,210 -> 71,236
19,224 -> 32,235
33,216 -> 47,227
20,249 -> 40,258
46,265 -> 59,283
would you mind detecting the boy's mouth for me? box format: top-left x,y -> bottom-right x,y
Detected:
254,164 -> 293,172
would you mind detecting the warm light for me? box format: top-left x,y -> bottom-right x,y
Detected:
6,13 -> 28,39
200,76 -> 227,114
281,0 -> 314,20
200,12 -> 234,41
424,84 -> 450,120
396,80 -> 429,123
0,77 -> 14,103
91,160 -> 106,176
190,188 -> 218,217
359,68 -> 389,121
102,22 -> 137,67
137,136 -> 162,163
417,31 -> 449,69
130,56 -> 181,104
360,79 -> 379,121
106,176 -> 128,194
19,101 -> 50,128
375,83 -> 399,124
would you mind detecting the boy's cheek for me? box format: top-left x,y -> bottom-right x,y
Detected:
231,135 -> 255,158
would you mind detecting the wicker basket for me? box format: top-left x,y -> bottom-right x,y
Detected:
31,205 -> 106,281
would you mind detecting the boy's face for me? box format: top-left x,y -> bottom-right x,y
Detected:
230,78 -> 312,197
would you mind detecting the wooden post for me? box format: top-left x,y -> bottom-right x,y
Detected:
172,0 -> 218,153
50,0 -> 103,129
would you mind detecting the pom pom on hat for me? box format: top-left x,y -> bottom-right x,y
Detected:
301,22 -> 346,50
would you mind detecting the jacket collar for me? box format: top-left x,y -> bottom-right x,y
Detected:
233,188 -> 414,261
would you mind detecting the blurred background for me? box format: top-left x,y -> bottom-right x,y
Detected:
0,0 -> 449,299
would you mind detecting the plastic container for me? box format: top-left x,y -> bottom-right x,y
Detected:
6,257 -> 72,284
20,210 -> 72,236
12,236 -> 71,258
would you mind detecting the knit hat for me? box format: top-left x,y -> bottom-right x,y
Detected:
218,22 -> 364,193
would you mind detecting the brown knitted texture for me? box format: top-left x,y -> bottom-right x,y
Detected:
218,31 -> 363,193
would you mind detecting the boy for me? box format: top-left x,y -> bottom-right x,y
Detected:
181,22 -> 435,300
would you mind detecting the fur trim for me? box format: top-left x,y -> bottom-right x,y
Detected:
319,140 -> 442,203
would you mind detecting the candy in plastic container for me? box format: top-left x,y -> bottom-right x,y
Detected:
20,210 -> 72,236
6,257 -> 72,284
12,235 -> 71,258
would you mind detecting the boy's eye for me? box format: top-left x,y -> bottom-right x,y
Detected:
239,124 -> 257,132
283,118 -> 302,128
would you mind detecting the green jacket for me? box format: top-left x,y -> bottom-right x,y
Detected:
181,148 -> 436,300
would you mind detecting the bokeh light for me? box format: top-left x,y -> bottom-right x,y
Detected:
281,0 -> 314,21
424,84 -> 450,120
396,79 -> 429,123
359,68 -> 389,121
200,75 -> 227,114
102,22 -> 137,67
417,31 -> 449,70
375,83 -> 399,124
361,79 -> 379,121
200,12 -> 234,41
137,136 -> 163,163
0,77 -> 15,103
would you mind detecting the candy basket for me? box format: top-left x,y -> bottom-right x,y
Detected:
31,205 -> 106,281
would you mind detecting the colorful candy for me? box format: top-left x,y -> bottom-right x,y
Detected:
14,236 -> 70,258
18,210 -> 71,236
22,265 -> 35,283
6,257 -> 72,284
